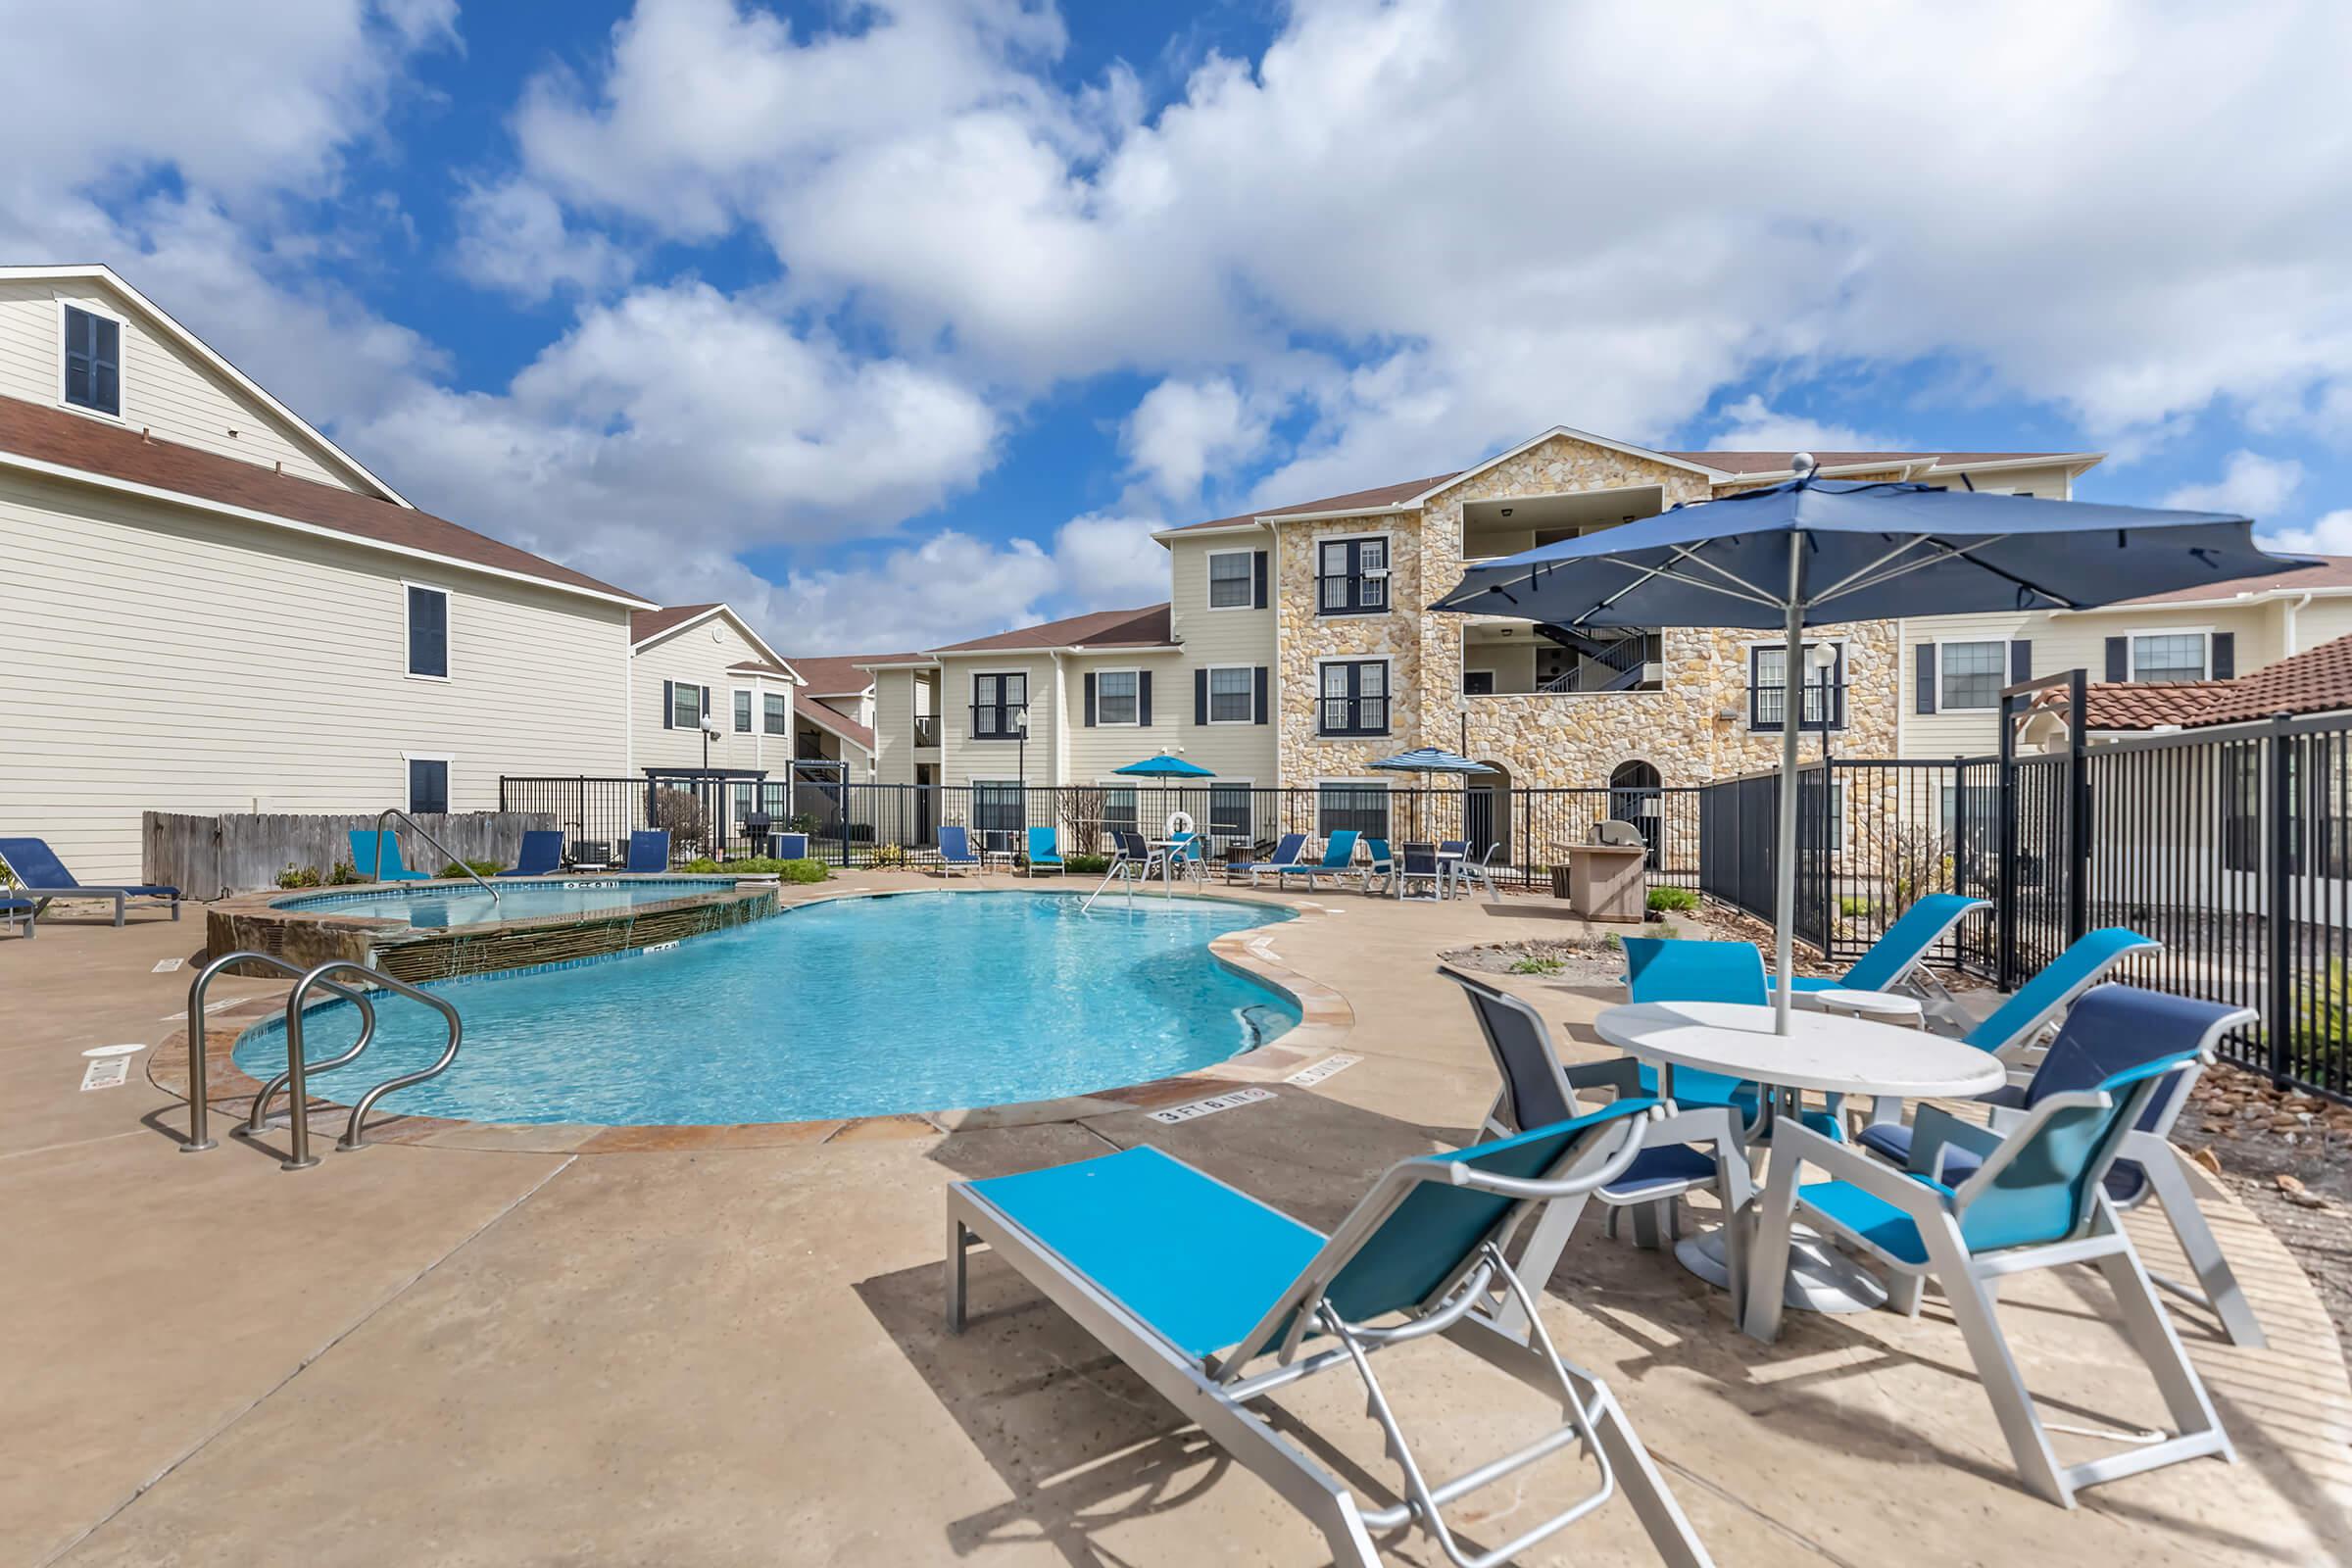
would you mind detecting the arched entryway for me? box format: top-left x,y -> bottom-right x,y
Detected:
1465,760 -> 1512,863
1607,759 -> 1663,866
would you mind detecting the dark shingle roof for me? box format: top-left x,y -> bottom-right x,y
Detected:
631,604 -> 723,642
932,603 -> 1173,653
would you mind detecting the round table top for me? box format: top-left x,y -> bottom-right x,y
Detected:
1812,987 -> 1926,1018
1593,1001 -> 2006,1098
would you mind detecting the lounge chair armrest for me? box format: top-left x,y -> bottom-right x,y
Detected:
1907,1104 -> 2003,1185
1561,1057 -> 1645,1101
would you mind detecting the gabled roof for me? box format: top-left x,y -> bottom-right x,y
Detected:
1671,449 -> 2085,476
0,392 -> 648,607
1166,472 -> 1463,534
628,602 -> 790,668
931,603 -> 1174,654
779,654 -> 902,696
0,263 -> 410,505
798,696 -> 875,753
2191,631 -> 2352,727
2085,556 -> 2352,611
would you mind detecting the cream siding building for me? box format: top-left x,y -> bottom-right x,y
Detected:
0,265 -> 650,884
627,604 -> 800,775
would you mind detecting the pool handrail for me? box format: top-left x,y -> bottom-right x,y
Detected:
369,807 -> 500,907
269,959 -> 462,1167
183,951 -> 378,1153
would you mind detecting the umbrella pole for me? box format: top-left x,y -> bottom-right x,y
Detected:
1774,535 -> 1804,1036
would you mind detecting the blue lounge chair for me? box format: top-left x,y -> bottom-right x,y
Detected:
947,1101 -> 1715,1567
1445,965 -> 1753,1325
1963,926 -> 2160,1063
0,837 -> 181,925
347,830 -> 431,883
1767,892 -> 1988,1020
1745,986 -> 2246,1507
1858,984 -> 2265,1348
1023,825 -> 1064,876
1357,837 -> 1396,894
937,824 -> 983,876
1273,829 -> 1358,890
497,830 -> 564,877
2,897 -> 36,939
626,830 -> 670,873
1227,831 -> 1306,885
772,832 -> 810,860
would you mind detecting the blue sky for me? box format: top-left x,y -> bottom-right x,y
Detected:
6,0 -> 2350,652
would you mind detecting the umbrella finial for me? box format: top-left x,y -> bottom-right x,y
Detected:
1790,451 -> 1817,482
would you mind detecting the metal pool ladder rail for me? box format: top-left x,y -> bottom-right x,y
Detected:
369,806 -> 501,906
182,953 -> 463,1170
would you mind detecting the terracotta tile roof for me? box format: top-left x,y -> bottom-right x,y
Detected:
631,603 -> 723,642
778,654 -> 902,695
799,697 -> 874,752
1165,474 -> 1461,532
0,392 -> 644,604
932,603 -> 1173,654
2034,680 -> 2238,731
2191,631 -> 2352,726
2108,557 -> 2352,608
1664,450 -> 2064,475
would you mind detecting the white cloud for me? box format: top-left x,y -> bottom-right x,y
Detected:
1123,377 -> 1274,501
2258,509 -> 2352,558
1050,512 -> 1169,603
452,179 -> 634,301
1708,395 -> 1907,455
2162,450 -> 2305,516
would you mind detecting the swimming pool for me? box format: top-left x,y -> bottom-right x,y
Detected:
277,877 -> 738,929
233,891 -> 1299,1124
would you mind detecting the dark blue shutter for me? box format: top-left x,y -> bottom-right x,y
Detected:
1137,671 -> 1152,727
2104,637 -> 2129,682
1251,551 -> 1268,610
1083,673 -> 1098,726
662,679 -> 675,728
1194,668 -> 1208,725
701,686 -> 710,717
2211,633 -> 2235,680
407,587 -> 447,677
1253,666 -> 1269,724
2009,639 -> 2032,683
1915,644 -> 1936,714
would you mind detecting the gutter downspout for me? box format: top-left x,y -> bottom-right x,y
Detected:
2282,591 -> 2313,657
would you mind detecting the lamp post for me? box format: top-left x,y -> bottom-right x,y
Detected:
1014,707 -> 1030,856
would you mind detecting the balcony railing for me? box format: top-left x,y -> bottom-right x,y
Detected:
912,713 -> 940,748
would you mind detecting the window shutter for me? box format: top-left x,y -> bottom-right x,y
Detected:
2009,639 -> 2033,683
701,685 -> 710,717
1138,671 -> 1152,727
2104,637 -> 2128,682
1253,665 -> 1269,724
662,679 -> 675,729
1251,550 -> 1268,610
1084,672 -> 1098,726
2211,632 -> 2235,680
1195,668 -> 1208,726
1915,644 -> 1937,714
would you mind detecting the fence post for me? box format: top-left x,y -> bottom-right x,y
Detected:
1995,691 -> 2019,992
2265,712 -> 2294,1089
2066,667 -> 2089,946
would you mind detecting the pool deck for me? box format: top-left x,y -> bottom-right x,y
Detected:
3,870 -> 2349,1566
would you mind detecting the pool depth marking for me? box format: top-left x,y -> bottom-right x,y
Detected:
1148,1087 -> 1277,1125
80,1057 -> 131,1091
1287,1054 -> 1359,1087
152,957 -> 184,973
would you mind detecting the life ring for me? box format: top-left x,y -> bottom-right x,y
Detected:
1164,809 -> 1196,838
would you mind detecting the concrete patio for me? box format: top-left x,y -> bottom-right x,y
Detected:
4,872 -> 2347,1567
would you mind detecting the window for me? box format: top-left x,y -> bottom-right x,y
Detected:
972,672 -> 1027,739
1207,550 -> 1254,609
763,692 -> 789,735
972,781 -> 1025,838
733,690 -> 754,733
1317,781 -> 1389,840
2132,633 -> 2207,684
407,758 -> 449,815
1098,669 -> 1140,725
1209,782 -> 1254,842
1316,536 -> 1389,615
1318,659 -> 1390,736
1938,640 -> 2004,710
1748,643 -> 1845,731
406,585 -> 449,678
670,682 -> 705,730
63,305 -> 121,416
1462,669 -> 1495,696
1206,665 -> 1254,723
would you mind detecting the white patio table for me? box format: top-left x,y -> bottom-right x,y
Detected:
1593,1001 -> 2006,1313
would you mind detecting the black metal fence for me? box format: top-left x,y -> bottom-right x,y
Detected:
1697,710 -> 2352,1102
498,774 -> 1704,892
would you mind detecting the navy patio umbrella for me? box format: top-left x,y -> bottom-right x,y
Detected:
1431,456 -> 2310,1031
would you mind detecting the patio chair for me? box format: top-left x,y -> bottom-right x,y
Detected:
1165,830 -> 1209,884
496,830 -> 564,877
1455,844 -> 1506,904
937,824 -> 984,876
347,830 -> 431,883
1358,837 -> 1396,894
1765,892 -> 1988,1026
1962,927 -> 2161,1064
1227,831 -> 1306,885
0,837 -> 181,926
1437,839 -> 1468,898
1023,825 -> 1064,876
946,1101 -> 1716,1568
2,897 -> 36,939
1396,842 -> 1446,901
1743,989 -> 2243,1508
626,829 -> 671,873
1856,985 -> 2265,1348
772,832 -> 810,861
1271,829 -> 1358,890
1443,965 -> 1753,1323
566,839 -> 612,871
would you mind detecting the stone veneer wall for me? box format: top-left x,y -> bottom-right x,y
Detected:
1274,436 -> 1903,793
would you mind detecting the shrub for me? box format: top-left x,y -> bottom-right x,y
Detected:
685,856 -> 827,884
1508,956 -> 1564,976
325,860 -> 366,885
276,862 -> 322,889
1646,886 -> 1697,913
1837,894 -> 1878,919
862,843 -> 908,869
1064,853 -> 1111,874
439,859 -> 504,879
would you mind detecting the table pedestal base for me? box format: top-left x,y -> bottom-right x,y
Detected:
1676,1226 -> 1887,1314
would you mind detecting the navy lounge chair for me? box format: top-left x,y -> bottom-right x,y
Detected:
626,830 -> 670,873
0,837 -> 180,926
497,830 -> 564,877
1227,831 -> 1306,884
948,1101 -> 1714,1566
937,824 -> 983,876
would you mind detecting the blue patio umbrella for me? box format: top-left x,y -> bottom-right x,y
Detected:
1112,753 -> 1216,779
1431,457 -> 2310,1030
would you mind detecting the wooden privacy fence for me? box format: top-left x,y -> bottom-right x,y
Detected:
144,810 -> 557,897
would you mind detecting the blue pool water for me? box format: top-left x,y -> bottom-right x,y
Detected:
277,877 -> 736,929
234,892 -> 1299,1123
